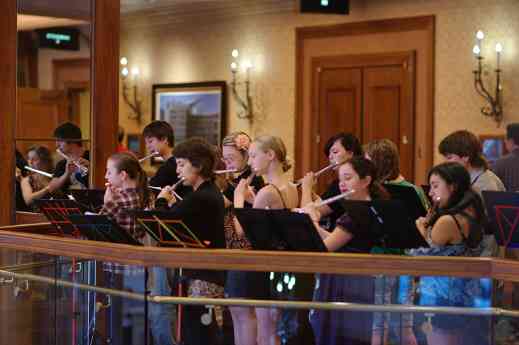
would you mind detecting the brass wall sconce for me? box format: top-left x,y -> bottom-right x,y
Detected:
120,57 -> 143,122
229,49 -> 253,120
472,30 -> 503,124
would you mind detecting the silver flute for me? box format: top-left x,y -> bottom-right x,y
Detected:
294,160 -> 344,187
56,149 -> 89,176
139,151 -> 159,163
24,166 -> 53,178
214,169 -> 238,174
315,189 -> 355,207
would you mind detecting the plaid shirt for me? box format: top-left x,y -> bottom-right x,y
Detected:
100,188 -> 144,275
100,188 -> 144,239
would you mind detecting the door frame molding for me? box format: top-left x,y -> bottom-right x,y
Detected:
295,15 -> 434,182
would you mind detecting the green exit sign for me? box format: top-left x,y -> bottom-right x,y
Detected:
45,32 -> 72,45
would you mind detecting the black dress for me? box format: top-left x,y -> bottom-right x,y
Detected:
223,167 -> 269,299
310,212 -> 379,345
320,180 -> 344,230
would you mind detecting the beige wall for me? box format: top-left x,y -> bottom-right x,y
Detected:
120,0 -> 519,178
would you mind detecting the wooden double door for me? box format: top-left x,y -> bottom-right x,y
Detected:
311,52 -> 416,192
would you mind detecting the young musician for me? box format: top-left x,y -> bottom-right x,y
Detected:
100,152 -> 150,239
48,122 -> 90,193
221,131 -> 264,207
233,135 -> 298,345
439,130 -> 505,195
20,146 -> 54,208
220,132 -> 264,345
302,157 -> 391,345
301,133 -> 362,230
142,120 -> 185,345
364,138 -> 430,210
364,138 -> 423,345
409,162 -> 488,345
98,152 -> 149,345
156,138 -> 226,345
143,121 -> 190,196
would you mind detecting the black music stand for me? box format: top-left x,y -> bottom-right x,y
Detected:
131,210 -> 206,345
482,191 -> 519,248
68,189 -> 105,213
35,199 -> 84,236
340,199 -> 428,249
67,214 -> 142,246
131,210 -> 205,248
233,209 -> 327,252
383,184 -> 428,221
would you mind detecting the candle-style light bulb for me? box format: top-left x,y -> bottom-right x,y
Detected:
120,57 -> 128,66
472,45 -> 481,56
230,62 -> 238,71
231,49 -> 239,58
121,67 -> 129,77
496,43 -> 503,69
476,30 -> 485,40
243,59 -> 253,70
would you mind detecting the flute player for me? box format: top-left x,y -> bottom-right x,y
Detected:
48,122 -> 90,193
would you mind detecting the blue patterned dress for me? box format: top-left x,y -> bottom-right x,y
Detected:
406,216 -> 492,343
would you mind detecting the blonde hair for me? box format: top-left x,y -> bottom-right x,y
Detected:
253,135 -> 291,172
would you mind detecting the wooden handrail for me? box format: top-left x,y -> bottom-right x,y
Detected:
0,227 -> 519,281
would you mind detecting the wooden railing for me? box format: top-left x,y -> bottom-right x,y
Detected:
1,223 -> 519,281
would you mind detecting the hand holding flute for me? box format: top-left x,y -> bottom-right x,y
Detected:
157,178 -> 185,206
416,196 -> 440,237
56,149 -> 89,176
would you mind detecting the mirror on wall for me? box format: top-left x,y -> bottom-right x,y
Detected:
16,0 -> 92,213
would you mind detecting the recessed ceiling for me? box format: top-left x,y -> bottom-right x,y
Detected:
17,14 -> 89,31
120,0 -> 297,29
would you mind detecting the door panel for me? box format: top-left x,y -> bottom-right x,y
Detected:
315,67 -> 362,193
363,63 -> 414,180
16,87 -> 68,153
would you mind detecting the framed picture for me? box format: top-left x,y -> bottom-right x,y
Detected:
480,135 -> 508,165
152,81 -> 227,148
127,133 -> 144,157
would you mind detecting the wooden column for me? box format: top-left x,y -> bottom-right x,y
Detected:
0,0 -> 16,226
92,0 -> 120,187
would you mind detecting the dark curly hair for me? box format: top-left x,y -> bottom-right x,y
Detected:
173,138 -> 216,179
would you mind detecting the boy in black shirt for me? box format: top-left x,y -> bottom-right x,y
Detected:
143,121 -> 189,196
48,122 -> 90,194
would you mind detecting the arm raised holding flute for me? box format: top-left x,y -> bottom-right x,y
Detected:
48,123 -> 90,194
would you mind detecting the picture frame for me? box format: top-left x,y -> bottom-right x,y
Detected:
480,135 -> 508,165
152,81 -> 227,162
